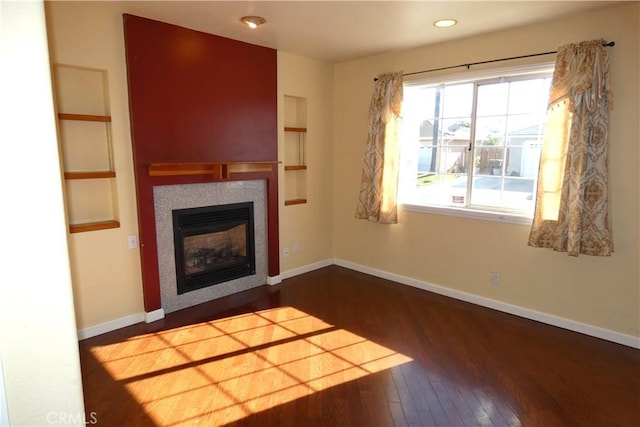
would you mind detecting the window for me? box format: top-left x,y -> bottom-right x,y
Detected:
399,65 -> 553,222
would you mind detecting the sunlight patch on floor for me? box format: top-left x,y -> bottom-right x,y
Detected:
90,306 -> 413,426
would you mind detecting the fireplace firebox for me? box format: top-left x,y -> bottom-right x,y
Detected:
172,202 -> 255,295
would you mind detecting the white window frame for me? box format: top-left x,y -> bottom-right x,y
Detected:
398,62 -> 555,225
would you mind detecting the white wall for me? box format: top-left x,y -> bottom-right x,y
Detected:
277,52 -> 335,274
0,1 -> 85,425
0,350 -> 8,426
332,3 -> 639,339
44,1 -> 638,346
46,1 -> 145,330
45,2 -> 338,332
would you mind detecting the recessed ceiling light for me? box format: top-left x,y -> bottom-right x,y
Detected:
241,16 -> 266,29
434,19 -> 457,28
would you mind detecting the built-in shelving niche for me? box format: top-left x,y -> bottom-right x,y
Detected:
283,95 -> 307,206
53,65 -> 120,233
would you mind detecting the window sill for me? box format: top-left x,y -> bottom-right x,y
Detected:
400,203 -> 533,225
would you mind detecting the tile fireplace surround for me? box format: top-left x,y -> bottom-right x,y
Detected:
153,180 -> 267,313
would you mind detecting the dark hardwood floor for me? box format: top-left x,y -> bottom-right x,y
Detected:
79,266 -> 640,426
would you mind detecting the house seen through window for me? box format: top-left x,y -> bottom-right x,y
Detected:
399,66 -> 553,220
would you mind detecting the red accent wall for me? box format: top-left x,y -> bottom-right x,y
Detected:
123,15 -> 279,312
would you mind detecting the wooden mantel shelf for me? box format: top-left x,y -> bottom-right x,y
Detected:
148,161 -> 278,179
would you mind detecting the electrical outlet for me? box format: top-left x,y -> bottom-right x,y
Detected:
292,243 -> 300,253
127,235 -> 138,249
491,271 -> 501,284
283,247 -> 289,258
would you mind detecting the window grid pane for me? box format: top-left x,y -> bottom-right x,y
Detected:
469,78 -> 550,211
411,83 -> 473,206
401,72 -> 552,215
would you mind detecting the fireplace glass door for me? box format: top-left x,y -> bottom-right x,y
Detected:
172,202 -> 255,294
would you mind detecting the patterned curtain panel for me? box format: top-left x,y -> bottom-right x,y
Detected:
528,40 -> 613,256
355,72 -> 403,224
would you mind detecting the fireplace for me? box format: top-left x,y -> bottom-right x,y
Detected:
172,202 -> 256,295
154,181 -> 267,314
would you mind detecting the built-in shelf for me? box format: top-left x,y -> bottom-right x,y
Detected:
58,113 -> 111,122
54,64 -> 119,234
284,96 -> 308,207
148,161 -> 278,179
284,198 -> 307,206
69,220 -> 120,234
284,126 -> 307,133
64,171 -> 116,180
284,165 -> 307,171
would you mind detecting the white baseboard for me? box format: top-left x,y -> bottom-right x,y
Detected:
281,258 -> 335,281
145,308 -> 165,323
267,275 -> 282,286
77,259 -> 639,349
334,259 -> 640,349
73,258 -> 331,340
77,309 -> 165,340
77,313 -> 145,340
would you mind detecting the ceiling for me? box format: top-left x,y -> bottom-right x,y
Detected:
96,1 -> 627,63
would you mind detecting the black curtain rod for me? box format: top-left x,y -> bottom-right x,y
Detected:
374,41 -> 615,81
